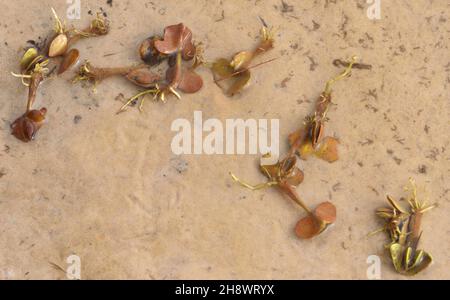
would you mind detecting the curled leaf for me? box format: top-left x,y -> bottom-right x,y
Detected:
154,23 -> 194,57
389,243 -> 433,276
11,108 -> 47,143
405,249 -> 432,275
308,119 -> 324,148
58,49 -> 79,75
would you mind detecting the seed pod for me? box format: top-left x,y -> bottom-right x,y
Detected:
139,36 -> 165,66
58,49 -> 80,74
49,33 -> 68,57
125,68 -> 160,88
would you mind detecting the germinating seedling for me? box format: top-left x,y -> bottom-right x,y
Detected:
211,26 -> 276,96
231,58 -> 357,239
10,8 -> 110,142
371,179 -> 435,276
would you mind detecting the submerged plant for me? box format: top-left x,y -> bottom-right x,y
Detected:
230,58 -> 357,239
372,179 -> 435,276
211,26 -> 275,96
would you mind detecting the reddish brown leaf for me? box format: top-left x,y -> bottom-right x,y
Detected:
315,202 -> 336,224
177,69 -> 203,93
166,66 -> 203,93
295,214 -> 320,239
154,23 -> 193,55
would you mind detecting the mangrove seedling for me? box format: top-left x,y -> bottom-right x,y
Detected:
133,23 -> 204,106
10,61 -> 49,142
288,56 -> 357,163
372,179 -> 435,276
73,61 -> 160,89
48,8 -> 109,58
230,154 -> 336,239
76,23 -> 205,113
10,8 -> 111,143
229,58 -> 360,239
211,26 -> 275,96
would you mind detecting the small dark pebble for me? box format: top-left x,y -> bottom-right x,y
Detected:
418,164 -> 427,174
74,115 -> 82,124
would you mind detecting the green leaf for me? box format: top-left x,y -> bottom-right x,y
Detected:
211,58 -> 234,78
